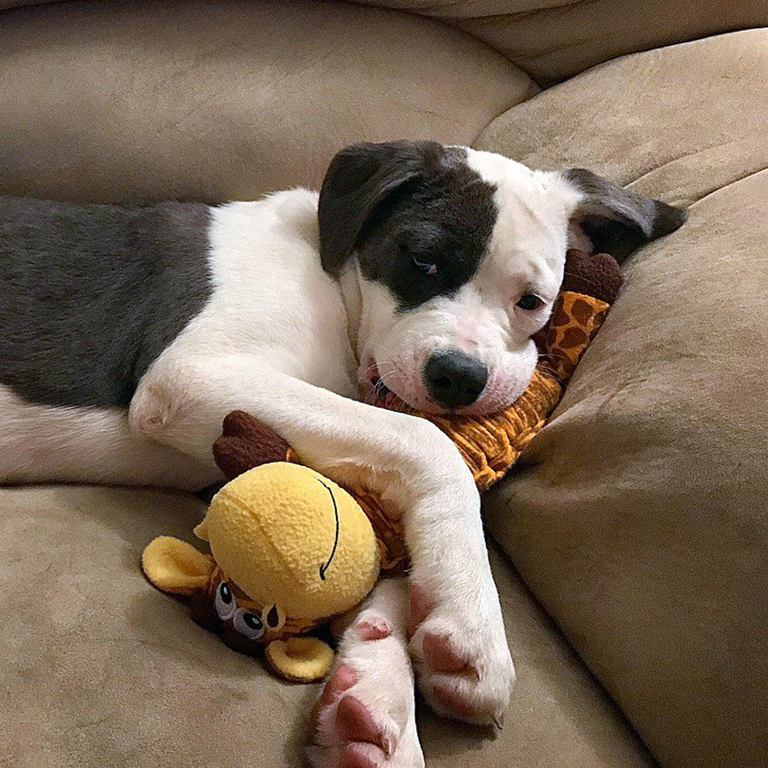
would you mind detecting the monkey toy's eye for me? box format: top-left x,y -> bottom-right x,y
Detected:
214,581 -> 237,620
233,608 -> 265,640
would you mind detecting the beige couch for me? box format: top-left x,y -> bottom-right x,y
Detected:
1,2 -> 766,767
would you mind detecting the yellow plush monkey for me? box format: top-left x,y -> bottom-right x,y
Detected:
142,459 -> 380,682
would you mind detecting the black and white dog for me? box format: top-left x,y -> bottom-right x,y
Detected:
0,141 -> 684,768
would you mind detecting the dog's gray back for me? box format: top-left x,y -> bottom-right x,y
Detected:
0,197 -> 213,407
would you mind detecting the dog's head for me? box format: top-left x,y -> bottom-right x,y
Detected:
318,141 -> 685,415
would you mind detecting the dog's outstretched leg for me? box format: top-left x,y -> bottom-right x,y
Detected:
308,578 -> 423,768
131,356 -> 515,728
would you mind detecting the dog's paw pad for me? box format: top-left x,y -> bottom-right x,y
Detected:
339,746 -> 382,768
309,613 -> 424,768
422,633 -> 473,674
407,584 -> 432,636
355,618 -> 393,642
336,696 -> 393,754
431,682 -> 476,720
408,591 -> 515,727
312,665 -> 357,732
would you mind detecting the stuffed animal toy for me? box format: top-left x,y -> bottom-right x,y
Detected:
142,248 -> 622,682
142,427 -> 382,682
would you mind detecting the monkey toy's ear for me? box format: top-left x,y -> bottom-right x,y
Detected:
213,410 -> 291,480
264,637 -> 335,683
141,536 -> 214,596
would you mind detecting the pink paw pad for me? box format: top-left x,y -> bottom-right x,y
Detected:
339,747 -> 381,768
312,665 -> 357,734
355,618 -> 392,641
422,634 -> 472,674
431,683 -> 475,720
336,696 -> 390,754
408,584 -> 432,636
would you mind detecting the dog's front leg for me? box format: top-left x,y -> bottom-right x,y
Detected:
131,355 -> 515,727
308,577 -> 424,768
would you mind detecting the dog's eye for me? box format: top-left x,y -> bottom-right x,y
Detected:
516,294 -> 543,311
215,581 -> 237,620
411,256 -> 437,277
233,608 -> 265,640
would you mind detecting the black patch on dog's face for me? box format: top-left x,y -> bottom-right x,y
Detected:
356,150 -> 497,310
318,142 -> 497,310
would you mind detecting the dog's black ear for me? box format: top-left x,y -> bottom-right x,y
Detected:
318,141 -> 441,275
563,168 -> 687,263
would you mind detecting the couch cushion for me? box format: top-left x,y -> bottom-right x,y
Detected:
476,31 -> 768,768
0,0 -> 534,203
0,485 -> 655,768
352,1 -> 768,84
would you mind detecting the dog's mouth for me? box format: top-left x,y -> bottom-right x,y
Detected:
361,359 -> 528,417
362,363 -> 401,409
362,361 -> 485,415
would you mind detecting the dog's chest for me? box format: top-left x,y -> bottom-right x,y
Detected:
170,192 -> 358,398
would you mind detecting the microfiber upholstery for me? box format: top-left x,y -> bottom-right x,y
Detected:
0,0 -> 534,203
349,0 -> 768,84
0,2 -> 766,767
0,486 -> 656,768
478,30 -> 768,768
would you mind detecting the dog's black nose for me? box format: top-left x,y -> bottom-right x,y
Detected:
424,350 -> 488,409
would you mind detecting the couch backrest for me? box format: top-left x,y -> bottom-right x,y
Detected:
5,1 -> 766,85
0,0 -> 534,202
352,0 -> 768,84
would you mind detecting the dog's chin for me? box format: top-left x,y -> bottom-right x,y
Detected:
399,388 -> 521,417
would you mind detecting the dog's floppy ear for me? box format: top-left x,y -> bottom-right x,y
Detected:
563,168 -> 687,263
318,141 -> 439,275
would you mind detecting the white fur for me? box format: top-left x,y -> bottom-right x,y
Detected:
309,579 -> 424,768
1,151 -> 594,763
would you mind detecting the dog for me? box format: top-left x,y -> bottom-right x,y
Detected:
0,141 -> 685,767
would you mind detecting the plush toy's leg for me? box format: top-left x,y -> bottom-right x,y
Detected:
308,578 -> 424,768
131,356 -> 514,728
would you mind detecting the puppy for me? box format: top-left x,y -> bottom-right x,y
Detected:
0,141 -> 685,767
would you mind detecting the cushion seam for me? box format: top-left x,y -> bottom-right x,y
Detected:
689,166 -> 768,207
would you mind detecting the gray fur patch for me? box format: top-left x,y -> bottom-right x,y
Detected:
0,197 -> 213,407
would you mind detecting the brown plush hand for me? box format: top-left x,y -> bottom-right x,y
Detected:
212,411 -> 290,480
562,249 -> 623,304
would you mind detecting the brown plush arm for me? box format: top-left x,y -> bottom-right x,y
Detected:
561,248 -> 623,303
213,410 -> 290,480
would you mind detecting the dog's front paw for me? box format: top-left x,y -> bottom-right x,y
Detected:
407,583 -> 515,727
308,610 -> 424,768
